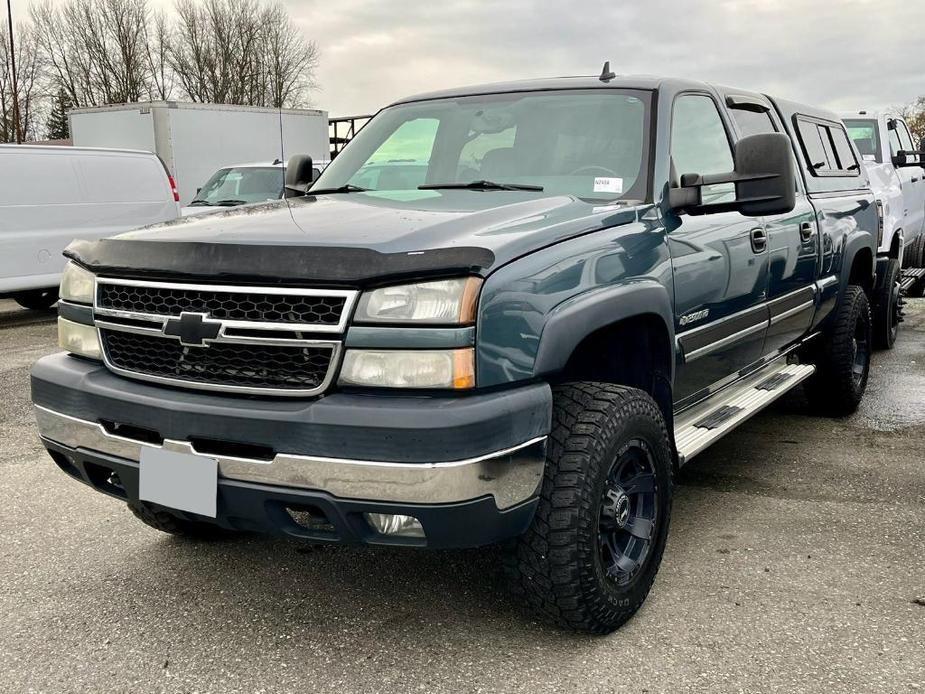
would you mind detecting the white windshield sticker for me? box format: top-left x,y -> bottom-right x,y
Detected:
593,177 -> 623,194
862,154 -> 876,161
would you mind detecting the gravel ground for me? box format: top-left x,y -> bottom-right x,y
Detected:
0,298 -> 922,694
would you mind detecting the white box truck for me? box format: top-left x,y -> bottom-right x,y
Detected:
69,102 -> 329,205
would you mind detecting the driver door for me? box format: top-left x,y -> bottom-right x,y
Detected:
668,93 -> 769,406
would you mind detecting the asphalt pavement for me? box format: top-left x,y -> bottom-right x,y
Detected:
0,298 -> 922,694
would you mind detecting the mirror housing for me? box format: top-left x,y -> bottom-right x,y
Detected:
284,154 -> 314,197
669,133 -> 796,217
892,150 -> 925,169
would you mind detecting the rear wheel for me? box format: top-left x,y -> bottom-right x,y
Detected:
128,501 -> 231,539
804,285 -> 871,415
872,259 -> 901,350
12,288 -> 58,311
504,383 -> 673,633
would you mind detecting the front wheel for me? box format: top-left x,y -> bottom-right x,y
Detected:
804,285 -> 871,415
504,383 -> 673,634
128,501 -> 232,540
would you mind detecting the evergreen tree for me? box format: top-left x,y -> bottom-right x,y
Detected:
45,89 -> 72,140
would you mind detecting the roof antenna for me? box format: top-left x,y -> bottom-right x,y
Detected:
599,61 -> 616,82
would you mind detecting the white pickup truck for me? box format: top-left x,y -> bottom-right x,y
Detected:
843,111 -> 925,347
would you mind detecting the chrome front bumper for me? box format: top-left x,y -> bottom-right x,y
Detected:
35,405 -> 546,509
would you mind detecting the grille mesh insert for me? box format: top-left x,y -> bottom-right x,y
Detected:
98,283 -> 345,325
101,329 -> 334,391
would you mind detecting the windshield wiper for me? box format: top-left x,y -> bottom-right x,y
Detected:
307,184 -> 368,195
419,180 -> 544,192
187,200 -> 212,206
213,199 -> 247,206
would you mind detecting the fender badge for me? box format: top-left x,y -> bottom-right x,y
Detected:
680,308 -> 710,326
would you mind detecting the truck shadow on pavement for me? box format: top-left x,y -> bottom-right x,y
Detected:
119,532 -> 602,643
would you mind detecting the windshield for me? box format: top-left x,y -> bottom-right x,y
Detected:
191,166 -> 285,205
844,119 -> 882,164
314,89 -> 653,202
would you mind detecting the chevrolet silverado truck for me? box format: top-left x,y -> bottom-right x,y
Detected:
843,111 -> 925,346
32,72 -> 877,634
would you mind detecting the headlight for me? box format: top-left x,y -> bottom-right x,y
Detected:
60,262 -> 95,305
339,348 -> 475,389
58,318 -> 101,360
354,277 -> 481,324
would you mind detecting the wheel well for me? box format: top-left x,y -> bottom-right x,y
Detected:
557,314 -> 673,429
889,231 -> 902,260
848,247 -> 875,292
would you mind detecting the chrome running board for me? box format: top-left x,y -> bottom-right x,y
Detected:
674,362 -> 816,465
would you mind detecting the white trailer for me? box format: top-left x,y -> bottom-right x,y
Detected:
69,102 -> 328,205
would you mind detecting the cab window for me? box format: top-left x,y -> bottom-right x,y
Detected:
895,121 -> 921,165
671,94 -> 735,203
829,127 -> 859,173
888,125 -> 902,159
796,117 -> 859,176
844,119 -> 881,162
730,107 -> 777,138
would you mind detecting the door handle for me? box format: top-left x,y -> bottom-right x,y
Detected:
750,227 -> 767,253
799,222 -> 816,241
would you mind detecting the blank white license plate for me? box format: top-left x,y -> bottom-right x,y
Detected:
139,448 -> 218,518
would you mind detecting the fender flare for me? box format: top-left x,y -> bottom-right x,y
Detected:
840,231 -> 877,294
532,280 -> 675,381
888,227 -> 904,259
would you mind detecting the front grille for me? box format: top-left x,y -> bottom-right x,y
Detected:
101,330 -> 334,392
99,282 -> 346,326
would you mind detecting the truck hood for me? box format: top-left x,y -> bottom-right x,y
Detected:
67,190 -> 645,286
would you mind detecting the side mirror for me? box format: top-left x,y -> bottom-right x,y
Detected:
284,154 -> 314,197
669,133 -> 796,217
892,150 -> 925,169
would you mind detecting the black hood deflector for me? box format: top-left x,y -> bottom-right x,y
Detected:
64,239 -> 496,288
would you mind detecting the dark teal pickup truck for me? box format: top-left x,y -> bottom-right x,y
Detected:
33,71 -> 877,633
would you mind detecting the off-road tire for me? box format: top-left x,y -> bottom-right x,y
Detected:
13,288 -> 58,311
804,285 -> 871,415
504,383 -> 673,634
872,258 -> 901,350
910,234 -> 925,269
128,501 -> 230,539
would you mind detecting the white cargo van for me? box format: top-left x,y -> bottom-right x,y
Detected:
0,145 -> 180,310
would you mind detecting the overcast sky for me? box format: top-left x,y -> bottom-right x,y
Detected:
13,0 -> 924,116
293,0 -> 924,116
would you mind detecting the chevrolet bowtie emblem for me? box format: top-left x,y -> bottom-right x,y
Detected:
162,312 -> 223,347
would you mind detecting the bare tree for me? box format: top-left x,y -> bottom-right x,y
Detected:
0,20 -> 43,142
7,0 -> 318,140
169,0 -> 318,108
31,0 -> 168,108
261,2 -> 318,108
898,97 -> 925,146
143,9 -> 175,100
